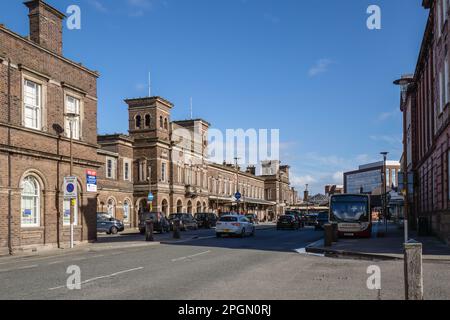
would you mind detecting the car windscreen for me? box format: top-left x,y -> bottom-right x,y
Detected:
279,216 -> 293,221
169,214 -> 183,219
219,216 -> 238,222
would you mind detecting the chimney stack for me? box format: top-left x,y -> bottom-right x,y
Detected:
246,166 -> 256,175
24,0 -> 65,55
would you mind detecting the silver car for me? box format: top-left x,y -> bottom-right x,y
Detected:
216,215 -> 255,238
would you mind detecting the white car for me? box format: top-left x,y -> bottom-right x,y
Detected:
216,215 -> 255,238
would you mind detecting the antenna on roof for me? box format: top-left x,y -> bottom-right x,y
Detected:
148,72 -> 151,97
190,97 -> 193,120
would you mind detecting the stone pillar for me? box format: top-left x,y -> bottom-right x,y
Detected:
404,240 -> 423,300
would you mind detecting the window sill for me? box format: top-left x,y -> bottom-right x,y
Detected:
20,226 -> 44,231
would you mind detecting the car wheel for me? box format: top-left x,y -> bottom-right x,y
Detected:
110,226 -> 118,235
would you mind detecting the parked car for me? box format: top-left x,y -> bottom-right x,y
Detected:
245,214 -> 259,225
286,211 -> 306,228
305,213 -> 319,226
195,213 -> 218,228
277,215 -> 300,230
315,211 -> 329,230
216,215 -> 255,238
97,213 -> 125,235
138,212 -> 170,234
169,213 -> 199,231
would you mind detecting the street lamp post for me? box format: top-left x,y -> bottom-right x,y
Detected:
380,152 -> 389,235
305,184 -> 309,215
148,166 -> 152,212
65,113 -> 79,249
234,157 -> 240,214
394,76 -> 415,243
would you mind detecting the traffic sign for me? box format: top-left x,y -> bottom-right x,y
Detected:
235,192 -> 242,201
86,170 -> 97,193
148,192 -> 154,202
64,177 -> 78,199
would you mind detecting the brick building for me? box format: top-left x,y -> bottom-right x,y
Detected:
0,0 -> 101,255
399,0 -> 450,244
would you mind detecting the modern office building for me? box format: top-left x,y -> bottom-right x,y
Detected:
344,161 -> 401,194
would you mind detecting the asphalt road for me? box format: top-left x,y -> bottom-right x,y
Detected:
1,226 -> 449,300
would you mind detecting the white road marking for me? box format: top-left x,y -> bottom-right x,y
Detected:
0,264 -> 39,273
295,248 -> 325,257
48,267 -> 144,291
171,250 -> 211,262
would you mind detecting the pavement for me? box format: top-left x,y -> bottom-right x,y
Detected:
305,222 -> 450,262
1,224 -> 450,300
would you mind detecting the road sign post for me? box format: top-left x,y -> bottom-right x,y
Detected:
235,192 -> 242,214
148,192 -> 154,212
64,177 -> 78,249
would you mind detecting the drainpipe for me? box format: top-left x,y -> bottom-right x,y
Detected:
7,58 -> 12,255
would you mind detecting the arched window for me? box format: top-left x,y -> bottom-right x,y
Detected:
123,200 -> 130,223
177,200 -> 183,213
21,176 -> 40,227
135,115 -> 142,129
187,201 -> 193,214
162,199 -> 169,216
107,198 -> 116,218
159,116 -> 163,128
145,114 -> 151,127
164,118 -> 168,130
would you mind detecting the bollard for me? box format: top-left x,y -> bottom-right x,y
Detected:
332,223 -> 338,242
145,220 -> 154,242
324,224 -> 333,247
173,219 -> 181,239
404,240 -> 423,300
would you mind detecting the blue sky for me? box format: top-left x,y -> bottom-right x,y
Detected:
2,0 -> 428,194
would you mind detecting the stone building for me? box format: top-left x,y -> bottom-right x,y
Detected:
399,0 -> 450,244
0,0 -> 101,255
97,97 -> 298,225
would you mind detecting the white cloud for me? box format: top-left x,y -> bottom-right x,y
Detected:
88,0 -> 108,13
370,134 -> 402,145
308,59 -> 333,77
377,109 -> 400,121
332,171 -> 343,184
127,0 -> 155,16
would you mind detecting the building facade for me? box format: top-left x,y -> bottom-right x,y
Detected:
344,161 -> 401,195
400,0 -> 450,244
0,0 -> 298,255
0,0 -> 101,255
97,98 -> 298,226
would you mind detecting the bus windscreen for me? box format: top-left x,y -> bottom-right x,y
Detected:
330,196 -> 369,223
